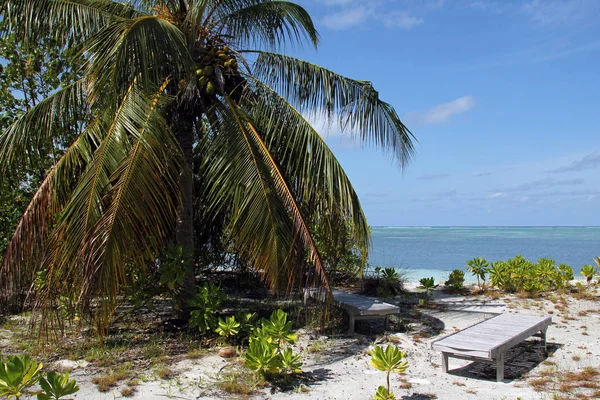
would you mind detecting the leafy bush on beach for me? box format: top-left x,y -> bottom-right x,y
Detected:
370,345 -> 408,400
362,266 -> 406,297
445,269 -> 465,293
485,255 -> 574,296
243,310 -> 302,378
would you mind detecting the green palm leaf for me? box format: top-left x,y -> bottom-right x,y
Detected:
251,51 -> 416,165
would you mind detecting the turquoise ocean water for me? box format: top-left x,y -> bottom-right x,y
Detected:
369,227 -> 600,282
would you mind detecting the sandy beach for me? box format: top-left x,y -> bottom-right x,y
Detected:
14,282 -> 596,400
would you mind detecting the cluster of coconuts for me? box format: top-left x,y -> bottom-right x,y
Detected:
195,46 -> 239,96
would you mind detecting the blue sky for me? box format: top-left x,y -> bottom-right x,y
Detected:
290,0 -> 600,226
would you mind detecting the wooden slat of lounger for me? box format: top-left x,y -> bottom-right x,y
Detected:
329,289 -> 400,316
433,314 -> 551,360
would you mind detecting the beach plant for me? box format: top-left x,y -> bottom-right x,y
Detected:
244,338 -> 281,376
373,385 -> 396,400
466,257 -> 489,292
557,264 -> 574,285
0,0 -> 415,333
381,268 -> 399,283
188,282 -> 226,334
417,277 -> 438,305
370,345 -> 408,400
37,371 -> 80,400
244,309 -> 302,378
215,316 -> 241,341
0,355 -> 44,399
445,269 -> 465,293
580,265 -> 596,285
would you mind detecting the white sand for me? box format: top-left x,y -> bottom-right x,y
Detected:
37,285 -> 600,399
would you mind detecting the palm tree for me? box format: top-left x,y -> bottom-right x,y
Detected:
0,0 -> 415,332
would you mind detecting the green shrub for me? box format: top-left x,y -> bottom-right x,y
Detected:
581,264 -> 596,285
0,355 -> 44,399
445,269 -> 465,292
243,309 -> 302,378
189,282 -> 226,334
215,316 -> 241,340
417,277 -> 438,305
487,255 -> 574,296
362,266 -> 405,297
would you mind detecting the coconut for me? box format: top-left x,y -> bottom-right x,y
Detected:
203,65 -> 214,76
205,81 -> 216,95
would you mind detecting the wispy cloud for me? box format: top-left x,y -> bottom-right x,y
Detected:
487,192 -> 506,199
514,178 -> 585,191
522,0 -> 600,27
405,95 -> 476,125
417,173 -> 450,181
473,171 -> 494,177
381,11 -> 424,29
320,0 -> 425,30
547,153 -> 600,173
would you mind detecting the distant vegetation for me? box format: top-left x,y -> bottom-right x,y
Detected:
458,255 -> 598,297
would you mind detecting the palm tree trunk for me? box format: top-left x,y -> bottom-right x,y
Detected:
174,111 -> 196,318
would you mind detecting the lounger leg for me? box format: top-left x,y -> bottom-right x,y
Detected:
384,315 -> 389,331
348,314 -> 355,334
441,353 -> 449,373
496,353 -> 505,382
541,327 -> 548,356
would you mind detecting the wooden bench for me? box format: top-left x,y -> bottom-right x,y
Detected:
431,313 -> 552,382
304,288 -> 400,334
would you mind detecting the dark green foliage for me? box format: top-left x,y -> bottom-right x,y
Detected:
189,282 -> 226,334
362,266 -> 405,297
445,269 -> 465,292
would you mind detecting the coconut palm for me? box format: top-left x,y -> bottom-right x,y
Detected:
0,0 -> 415,331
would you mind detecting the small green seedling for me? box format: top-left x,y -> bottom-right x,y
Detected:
370,345 -> 408,400
37,371 -> 80,400
215,315 -> 241,339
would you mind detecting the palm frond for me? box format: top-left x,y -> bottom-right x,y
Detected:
0,118 -> 102,300
84,16 -> 192,103
251,51 -> 416,166
241,77 -> 369,255
0,0 -> 139,44
214,1 -> 318,50
0,79 -> 88,172
203,95 -> 330,291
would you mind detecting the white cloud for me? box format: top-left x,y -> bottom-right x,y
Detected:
322,7 -> 371,30
488,192 -> 506,199
319,1 -> 424,31
522,0 -> 599,27
405,95 -> 476,126
381,11 -> 424,29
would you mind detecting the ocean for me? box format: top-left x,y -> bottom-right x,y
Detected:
368,226 -> 600,282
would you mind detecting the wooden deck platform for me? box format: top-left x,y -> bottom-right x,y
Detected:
431,313 -> 552,382
303,289 -> 400,334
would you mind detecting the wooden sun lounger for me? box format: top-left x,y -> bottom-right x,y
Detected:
431,313 -> 552,382
303,288 -> 400,334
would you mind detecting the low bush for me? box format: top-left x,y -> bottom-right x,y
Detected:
362,266 -> 406,297
445,269 -> 465,293
486,255 -> 573,296
243,309 -> 302,378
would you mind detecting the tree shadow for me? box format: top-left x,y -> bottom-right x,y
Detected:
446,340 -> 562,382
269,368 -> 335,393
400,394 -> 438,400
